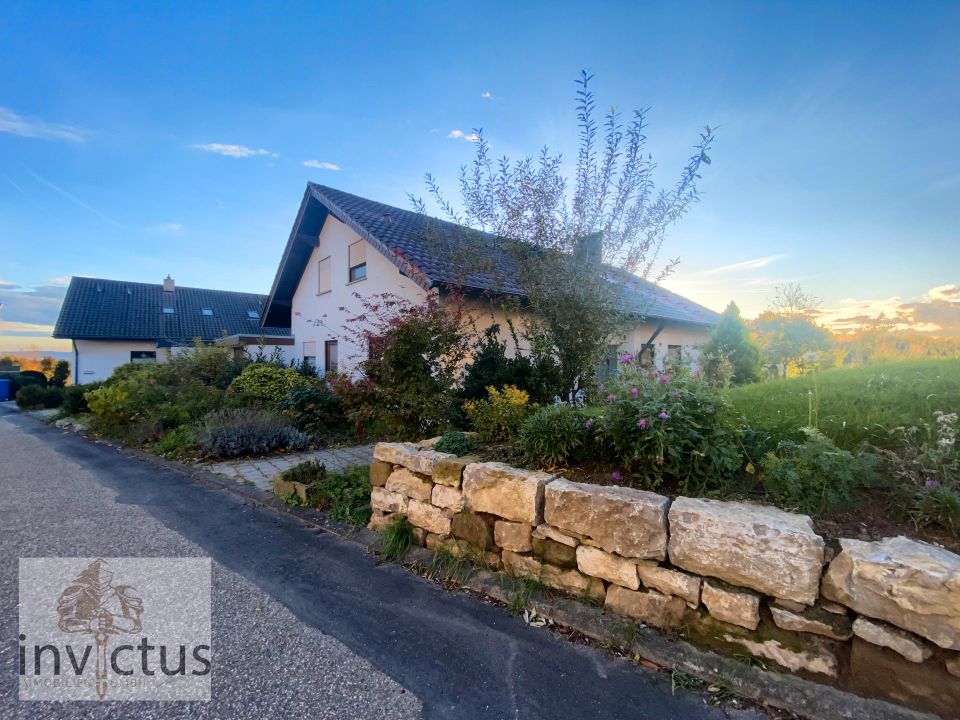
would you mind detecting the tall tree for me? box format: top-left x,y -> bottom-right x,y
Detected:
753,284 -> 831,376
415,71 -> 716,399
701,302 -> 762,385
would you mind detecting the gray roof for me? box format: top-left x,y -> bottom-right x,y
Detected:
262,184 -> 720,328
54,277 -> 290,343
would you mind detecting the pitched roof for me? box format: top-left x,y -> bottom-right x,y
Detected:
262,183 -> 720,328
54,277 -> 290,343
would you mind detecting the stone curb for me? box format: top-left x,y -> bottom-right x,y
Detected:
29,412 -> 938,720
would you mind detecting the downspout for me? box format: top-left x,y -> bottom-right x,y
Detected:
639,320 -> 666,365
73,339 -> 78,385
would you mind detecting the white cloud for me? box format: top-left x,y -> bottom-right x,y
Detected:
192,143 -> 272,158
146,222 -> 184,234
448,130 -> 480,142
0,107 -> 90,142
481,91 -> 493,99
42,275 -> 71,287
693,255 -> 785,276
819,284 -> 960,336
0,279 -> 18,288
0,320 -> 55,334
303,160 -> 341,171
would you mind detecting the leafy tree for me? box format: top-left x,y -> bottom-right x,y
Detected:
753,284 -> 831,377
415,71 -> 716,399
50,360 -> 70,387
701,302 -> 761,385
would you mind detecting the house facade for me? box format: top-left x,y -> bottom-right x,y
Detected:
262,184 -> 719,377
54,276 -> 293,384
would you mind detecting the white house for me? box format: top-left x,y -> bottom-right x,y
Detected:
261,184 -> 719,377
54,276 -> 293,384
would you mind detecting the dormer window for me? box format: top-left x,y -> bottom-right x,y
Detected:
247,310 -> 260,319
162,307 -> 175,314
201,308 -> 214,316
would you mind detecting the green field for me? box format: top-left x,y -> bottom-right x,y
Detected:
724,358 -> 960,451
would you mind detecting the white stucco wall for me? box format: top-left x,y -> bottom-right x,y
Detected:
291,216 -> 427,374
620,321 -> 712,372
74,340 -> 160,384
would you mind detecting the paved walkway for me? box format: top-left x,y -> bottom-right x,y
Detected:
206,444 -> 375,489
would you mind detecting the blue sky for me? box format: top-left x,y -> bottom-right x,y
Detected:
2,1 -> 959,352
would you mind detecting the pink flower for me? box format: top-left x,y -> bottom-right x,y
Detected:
925,479 -> 940,488
611,471 -> 622,481
658,411 -> 670,420
607,394 -> 617,402
660,375 -> 670,384
620,353 -> 633,364
149,378 -> 157,385
673,392 -> 681,401
584,418 -> 594,429
637,418 -> 649,429
630,387 -> 639,398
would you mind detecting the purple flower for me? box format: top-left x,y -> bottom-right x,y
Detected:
620,353 -> 633,364
658,411 -> 670,420
611,471 -> 622,481
607,393 -> 617,403
598,383 -> 605,392
630,387 -> 639,398
925,479 -> 940,488
660,375 -> 670,384
584,418 -> 594,429
637,418 -> 649,429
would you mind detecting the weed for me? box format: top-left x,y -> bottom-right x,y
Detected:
428,547 -> 471,582
380,516 -> 415,563
670,667 -> 702,696
506,577 -> 547,615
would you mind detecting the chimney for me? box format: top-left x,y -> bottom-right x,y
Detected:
574,231 -> 603,270
163,275 -> 175,292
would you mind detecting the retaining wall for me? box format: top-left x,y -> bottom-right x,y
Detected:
369,441 -> 960,718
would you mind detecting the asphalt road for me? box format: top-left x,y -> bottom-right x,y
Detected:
0,405 -> 764,720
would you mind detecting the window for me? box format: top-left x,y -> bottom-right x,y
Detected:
130,351 -> 157,364
317,256 -> 331,294
303,341 -> 317,369
666,344 -> 682,370
325,340 -> 338,373
348,241 -> 366,282
162,307 -> 175,314
201,308 -> 214,316
247,310 -> 260,319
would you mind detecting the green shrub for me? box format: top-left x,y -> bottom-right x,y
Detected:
762,428 -> 877,515
464,386 -> 537,442
597,373 -> 743,493
281,459 -> 328,485
229,363 -> 309,405
197,409 -> 309,458
309,466 -> 372,526
434,431 -> 477,456
460,324 -> 563,404
276,384 -> 347,440
61,384 -> 98,415
911,483 -> 960,534
10,370 -> 47,394
15,384 -> 63,410
155,425 -> 198,457
519,404 -> 583,467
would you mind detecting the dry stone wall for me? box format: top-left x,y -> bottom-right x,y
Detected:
368,442 -> 960,718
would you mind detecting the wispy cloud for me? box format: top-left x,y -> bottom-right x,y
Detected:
480,91 -> 493,100
24,167 -> 121,227
448,130 -> 480,142
0,107 -> 90,143
42,275 -> 71,287
0,320 -> 55,334
303,160 -> 341,170
146,222 -> 184,234
192,143 -> 274,158
693,255 -> 785,276
0,280 -> 19,288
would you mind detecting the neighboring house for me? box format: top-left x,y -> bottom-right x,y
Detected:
262,183 -> 719,377
54,276 -> 292,384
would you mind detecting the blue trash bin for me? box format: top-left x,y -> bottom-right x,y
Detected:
0,378 -> 11,402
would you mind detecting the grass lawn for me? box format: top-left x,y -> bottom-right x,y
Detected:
724,357 -> 960,451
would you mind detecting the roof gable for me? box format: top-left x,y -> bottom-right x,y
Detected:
54,277 -> 290,342
262,183 -> 720,328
